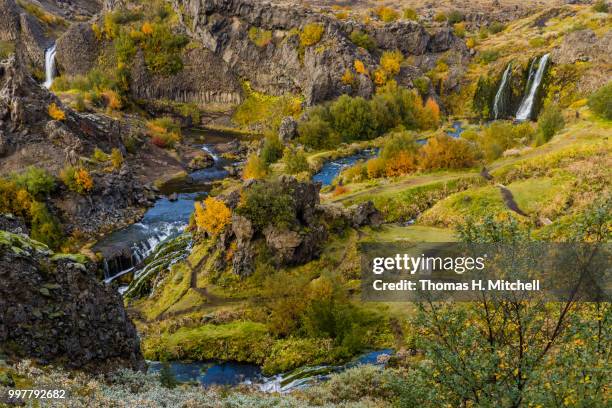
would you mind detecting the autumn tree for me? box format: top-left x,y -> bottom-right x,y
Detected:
194,197 -> 231,237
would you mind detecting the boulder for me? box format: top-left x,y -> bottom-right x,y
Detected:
0,231 -> 145,372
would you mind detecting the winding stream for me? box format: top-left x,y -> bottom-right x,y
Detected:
312,149 -> 378,186
147,349 -> 392,392
94,128 -> 239,283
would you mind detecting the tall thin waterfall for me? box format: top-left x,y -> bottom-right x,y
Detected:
492,62 -> 512,120
515,53 -> 550,121
43,43 -> 57,89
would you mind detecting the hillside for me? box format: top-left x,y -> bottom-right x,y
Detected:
0,0 -> 610,406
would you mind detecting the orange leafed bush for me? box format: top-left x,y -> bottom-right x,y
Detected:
194,197 -> 231,236
48,103 -> 66,121
373,69 -> 387,86
385,151 -> 418,177
103,90 -> 123,110
420,135 -> 476,170
75,168 -> 94,193
423,98 -> 441,129
141,22 -> 154,35
332,184 -> 348,197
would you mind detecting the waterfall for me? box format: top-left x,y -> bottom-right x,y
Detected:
43,43 -> 57,89
492,62 -> 512,120
515,53 -> 550,121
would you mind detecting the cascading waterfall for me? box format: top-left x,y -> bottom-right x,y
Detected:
492,62 -> 513,120
515,53 -> 550,121
43,43 -> 57,89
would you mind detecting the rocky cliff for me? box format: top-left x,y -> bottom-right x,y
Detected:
0,54 -> 154,234
176,0 -> 468,105
0,224 -> 144,371
0,0 -> 51,70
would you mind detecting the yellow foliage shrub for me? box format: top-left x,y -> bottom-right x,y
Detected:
373,69 -> 387,86
110,148 -> 123,169
423,98 -> 441,129
300,23 -> 324,47
242,154 -> 268,180
420,135 -> 476,170
366,157 -> 386,178
376,6 -> 399,23
354,59 -> 368,75
380,50 -> 403,76
194,197 -> 231,236
341,69 -> 354,85
48,103 -> 65,121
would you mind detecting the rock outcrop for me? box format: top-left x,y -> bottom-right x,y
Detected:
177,0 -> 468,105
0,230 -> 144,372
0,55 -> 152,234
0,0 -> 50,69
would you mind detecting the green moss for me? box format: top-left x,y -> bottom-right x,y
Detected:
50,253 -> 89,265
142,321 -> 272,363
419,185 -> 510,228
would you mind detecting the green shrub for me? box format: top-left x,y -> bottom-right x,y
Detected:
12,167 -> 55,198
298,84 -> 431,148
592,0 -> 609,13
446,10 -> 464,24
412,76 -> 430,97
141,23 -> 188,76
434,12 -> 447,22
248,27 -> 272,47
587,82 -> 612,120
29,201 -> 63,249
330,95 -> 377,142
235,182 -> 295,231
477,49 -> 500,64
298,113 -> 336,149
282,148 -> 310,174
300,23 -> 324,47
260,134 -> 284,165
537,103 -> 565,144
488,21 -> 506,34
403,8 -> 418,21
92,148 -> 110,163
349,30 -> 376,52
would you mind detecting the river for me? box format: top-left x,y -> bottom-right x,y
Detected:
94,128 -> 240,286
147,349 -> 393,392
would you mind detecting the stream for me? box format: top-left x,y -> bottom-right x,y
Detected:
312,148 -> 378,186
95,132 -> 392,392
94,128 -> 239,285
147,349 -> 393,393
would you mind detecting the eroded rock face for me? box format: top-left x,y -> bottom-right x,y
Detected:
55,22 -> 101,76
0,0 -> 49,69
0,231 -> 145,372
0,55 -> 151,235
177,0 -> 467,105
